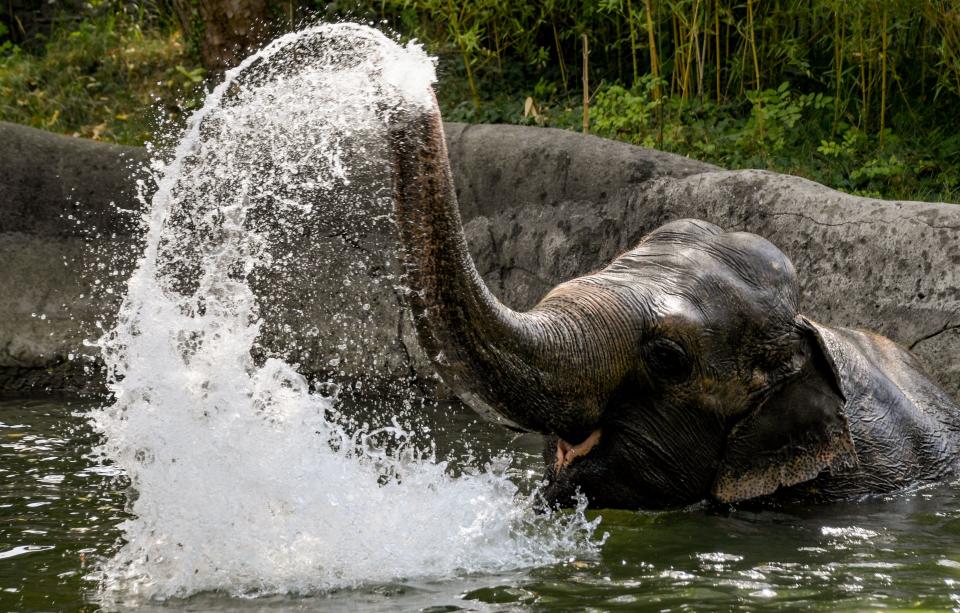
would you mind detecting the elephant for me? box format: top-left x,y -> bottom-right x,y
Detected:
387,97 -> 960,509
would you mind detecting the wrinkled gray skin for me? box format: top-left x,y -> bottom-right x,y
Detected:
389,99 -> 960,509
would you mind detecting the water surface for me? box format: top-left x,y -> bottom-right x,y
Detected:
3,397 -> 959,611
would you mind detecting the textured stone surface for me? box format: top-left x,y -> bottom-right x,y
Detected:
0,121 -> 148,237
0,122 -> 147,394
445,123 -> 716,310
457,166 -> 960,400
1,120 -> 957,401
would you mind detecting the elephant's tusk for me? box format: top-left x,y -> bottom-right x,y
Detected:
555,429 -> 603,472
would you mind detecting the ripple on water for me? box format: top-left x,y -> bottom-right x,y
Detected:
4,400 -> 960,611
0,545 -> 56,560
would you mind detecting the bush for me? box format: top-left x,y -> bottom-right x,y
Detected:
0,3 -> 203,144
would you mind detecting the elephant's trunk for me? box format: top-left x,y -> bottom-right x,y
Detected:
388,98 -> 604,439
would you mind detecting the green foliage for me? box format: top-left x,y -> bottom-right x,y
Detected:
330,0 -> 960,203
0,3 -> 204,144
592,77 -> 663,144
336,0 -> 960,130
2,0 -> 958,203
585,80 -> 958,202
0,21 -> 14,55
740,84 -> 831,159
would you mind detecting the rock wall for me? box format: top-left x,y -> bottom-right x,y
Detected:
0,122 -> 147,394
448,124 -> 960,400
1,120 -> 957,401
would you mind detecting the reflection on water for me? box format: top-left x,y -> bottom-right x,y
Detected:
2,397 -> 960,611
0,399 -> 126,611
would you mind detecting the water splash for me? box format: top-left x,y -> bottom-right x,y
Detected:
90,23 -> 603,601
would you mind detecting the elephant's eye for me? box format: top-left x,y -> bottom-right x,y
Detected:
643,338 -> 693,382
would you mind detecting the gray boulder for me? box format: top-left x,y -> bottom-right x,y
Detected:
449,124 -> 960,401
0,122 -> 147,393
0,120 -> 957,402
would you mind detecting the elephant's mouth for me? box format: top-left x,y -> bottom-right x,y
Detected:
553,428 -> 603,472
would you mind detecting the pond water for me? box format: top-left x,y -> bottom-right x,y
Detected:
3,397 -> 960,612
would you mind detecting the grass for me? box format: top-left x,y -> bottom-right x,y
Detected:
0,6 -> 204,144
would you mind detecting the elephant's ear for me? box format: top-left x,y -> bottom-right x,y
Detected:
712,317 -> 859,503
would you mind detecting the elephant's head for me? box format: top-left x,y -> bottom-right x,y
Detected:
389,101 -> 859,509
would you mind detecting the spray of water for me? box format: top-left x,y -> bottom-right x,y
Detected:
90,23 -> 603,601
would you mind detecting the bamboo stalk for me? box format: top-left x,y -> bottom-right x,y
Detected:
462,51 -> 480,112
671,9 -> 680,95
725,2 -> 732,97
681,0 -> 702,101
683,32 -> 689,99
627,0 -> 639,85
582,33 -> 590,134
921,5 -> 928,100
738,25 -> 749,96
553,21 -> 568,94
715,0 -> 721,102
833,4 -> 843,136
746,0 -> 761,90
927,1 -> 960,102
642,0 -> 662,101
616,14 -> 624,82
889,55 -> 916,118
446,0 -> 479,112
698,11 -> 707,99
492,19 -> 502,74
879,4 -> 888,144
857,13 -> 870,132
